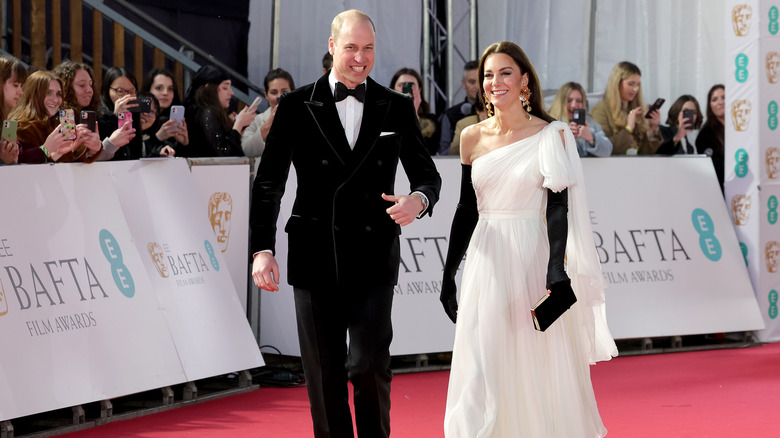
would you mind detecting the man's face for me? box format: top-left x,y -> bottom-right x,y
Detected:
733,195 -> 752,225
462,69 -> 479,103
328,17 -> 375,88
732,100 -> 751,131
767,148 -> 780,179
767,242 -> 780,272
147,242 -> 168,278
732,5 -> 752,36
768,53 -> 780,83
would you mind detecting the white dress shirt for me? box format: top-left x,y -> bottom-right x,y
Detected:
328,71 -> 365,149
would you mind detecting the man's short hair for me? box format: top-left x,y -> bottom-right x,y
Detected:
464,60 -> 479,71
330,9 -> 376,43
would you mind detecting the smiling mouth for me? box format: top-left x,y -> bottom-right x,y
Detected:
350,66 -> 366,72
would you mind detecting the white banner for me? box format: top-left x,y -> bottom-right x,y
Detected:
0,160 -> 263,421
109,159 -> 263,381
259,156 -> 763,356
0,164 -> 184,421
190,164 -> 251,312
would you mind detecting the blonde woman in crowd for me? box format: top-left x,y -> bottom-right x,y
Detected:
548,81 -> 612,157
591,61 -> 662,155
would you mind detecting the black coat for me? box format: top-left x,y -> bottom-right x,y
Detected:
249,74 -> 442,288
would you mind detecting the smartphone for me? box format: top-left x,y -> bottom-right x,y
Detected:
401,81 -> 414,96
118,112 -> 132,130
645,98 -> 665,118
59,109 -> 76,140
1,120 -> 17,142
682,109 -> 695,128
128,96 -> 152,113
169,105 -> 185,125
572,109 -> 587,125
251,96 -> 263,110
80,110 -> 96,132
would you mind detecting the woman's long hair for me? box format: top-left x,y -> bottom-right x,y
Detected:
702,84 -> 725,153
601,61 -> 648,134
0,56 -> 28,121
140,68 -> 182,115
548,81 -> 588,123
9,70 -> 61,123
52,61 -> 98,114
477,41 -> 555,123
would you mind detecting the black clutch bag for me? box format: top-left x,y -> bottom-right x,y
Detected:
530,279 -> 577,332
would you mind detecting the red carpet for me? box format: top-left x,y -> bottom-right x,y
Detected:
63,343 -> 780,437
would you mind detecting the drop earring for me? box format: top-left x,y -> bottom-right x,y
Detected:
484,93 -> 494,118
519,86 -> 532,120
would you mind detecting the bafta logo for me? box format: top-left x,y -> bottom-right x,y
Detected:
732,4 -> 753,36
0,277 -> 7,316
209,192 -> 233,253
767,148 -> 780,179
767,52 -> 780,84
767,241 -> 780,272
147,242 -> 169,278
732,194 -> 752,226
731,100 -> 752,132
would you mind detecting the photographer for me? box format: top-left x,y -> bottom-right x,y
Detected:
656,95 -> 702,155
548,82 -> 612,157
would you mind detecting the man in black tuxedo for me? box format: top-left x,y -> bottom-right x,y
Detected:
249,9 -> 441,438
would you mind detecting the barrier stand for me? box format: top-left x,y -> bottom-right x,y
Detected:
238,369 -> 253,388
100,400 -> 113,421
161,386 -> 175,405
641,338 -> 653,351
0,420 -> 13,438
671,336 -> 683,349
183,382 -> 198,401
72,405 -> 85,425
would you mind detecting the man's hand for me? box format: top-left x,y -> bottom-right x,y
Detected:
382,193 -> 424,226
252,252 -> 281,291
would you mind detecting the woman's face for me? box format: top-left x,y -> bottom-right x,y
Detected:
482,52 -> 527,109
3,72 -> 23,110
710,87 -> 725,119
140,100 -> 158,131
393,74 -> 419,95
150,74 -> 175,110
44,80 -> 63,117
217,80 -> 233,109
566,89 -> 585,120
264,78 -> 291,108
619,74 -> 641,104
109,76 -> 136,103
72,69 -> 94,108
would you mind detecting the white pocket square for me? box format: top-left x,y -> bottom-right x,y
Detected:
380,131 -> 396,137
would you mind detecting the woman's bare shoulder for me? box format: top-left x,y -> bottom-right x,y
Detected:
459,119 -> 492,165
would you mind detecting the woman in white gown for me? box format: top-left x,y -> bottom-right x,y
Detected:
440,41 -> 618,437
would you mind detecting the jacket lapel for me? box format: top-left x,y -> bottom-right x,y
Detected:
351,77 -> 390,164
304,74 -> 352,166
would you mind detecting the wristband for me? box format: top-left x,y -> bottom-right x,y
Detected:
40,146 -> 50,157
624,125 -> 634,134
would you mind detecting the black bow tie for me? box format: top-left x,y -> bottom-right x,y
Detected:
334,82 -> 366,103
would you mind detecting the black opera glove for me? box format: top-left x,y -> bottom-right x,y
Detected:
440,164 -> 479,323
546,188 -> 570,288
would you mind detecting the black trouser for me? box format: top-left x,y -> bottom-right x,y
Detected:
293,284 -> 394,438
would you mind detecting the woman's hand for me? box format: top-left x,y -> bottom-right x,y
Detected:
108,122 -> 136,148
260,105 -> 278,141
0,139 -> 19,164
646,107 -> 661,132
627,106 -> 643,130
232,105 -> 255,133
674,110 -> 693,142
173,118 -> 189,145
159,145 -> 176,157
113,94 -> 139,116
44,123 -> 76,161
75,124 -> 102,153
156,119 -> 182,141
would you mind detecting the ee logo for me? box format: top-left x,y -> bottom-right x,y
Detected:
769,289 -> 778,319
736,53 -> 749,83
771,7 -> 779,35
692,209 -> 722,261
204,240 -> 220,272
769,101 -> 778,130
99,229 -> 135,298
735,148 -> 749,178
740,242 -> 749,267
769,195 -> 778,224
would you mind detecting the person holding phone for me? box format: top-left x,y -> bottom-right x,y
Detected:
241,68 -> 295,158
11,71 -> 101,163
141,68 -> 189,154
95,66 -> 143,160
136,93 -> 175,157
696,84 -> 726,193
390,68 -> 437,154
657,95 -> 703,155
184,65 -> 252,157
548,81 -> 613,157
591,61 -> 662,155
0,55 -> 27,165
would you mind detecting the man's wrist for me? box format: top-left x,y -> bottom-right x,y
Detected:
411,191 -> 429,218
